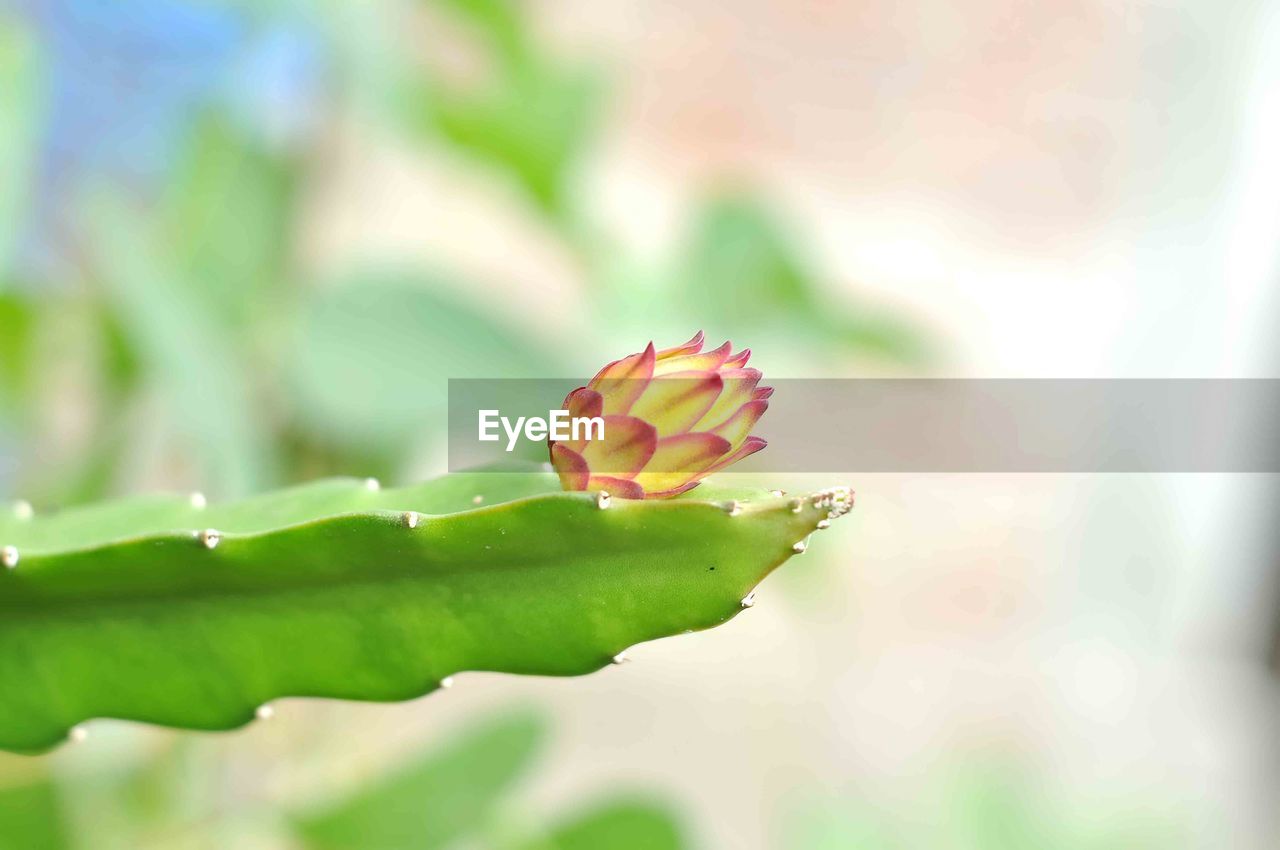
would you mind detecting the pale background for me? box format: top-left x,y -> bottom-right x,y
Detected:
2,1 -> 1278,847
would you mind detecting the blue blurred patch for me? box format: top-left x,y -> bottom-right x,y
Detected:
13,0 -> 326,280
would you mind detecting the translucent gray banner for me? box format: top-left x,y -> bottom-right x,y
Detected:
448,379 -> 1280,472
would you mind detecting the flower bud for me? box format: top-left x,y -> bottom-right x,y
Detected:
550,331 -> 769,498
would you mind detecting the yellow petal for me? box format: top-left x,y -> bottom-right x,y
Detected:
633,432 -> 731,496
655,331 -> 705,360
579,415 -> 657,478
628,370 -> 723,437
588,342 -> 655,415
652,341 -> 731,376
709,399 -> 768,451
693,368 -> 761,431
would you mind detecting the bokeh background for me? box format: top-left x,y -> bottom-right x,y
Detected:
2,1 -> 1279,847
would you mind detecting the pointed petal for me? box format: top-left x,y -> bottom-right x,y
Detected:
580,415 -> 657,478
693,368 -> 762,430
708,399 -> 768,450
655,331 -> 705,360
652,341 -> 733,376
633,432 -> 732,496
628,370 -> 724,437
559,387 -> 605,451
586,475 -> 645,499
643,480 -> 702,499
753,386 -> 774,401
562,386 -> 603,419
550,443 -> 589,490
589,342 -> 656,415
704,435 -> 767,475
634,471 -> 705,498
723,348 -> 751,368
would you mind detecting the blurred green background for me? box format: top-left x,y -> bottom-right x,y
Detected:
3,0 -> 1279,847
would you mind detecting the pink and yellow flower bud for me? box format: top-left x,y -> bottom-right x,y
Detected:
550,332 -> 770,499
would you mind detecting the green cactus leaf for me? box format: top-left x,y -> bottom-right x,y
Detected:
518,797 -> 689,850
0,466 -> 851,754
0,777 -> 70,850
292,708 -> 546,850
